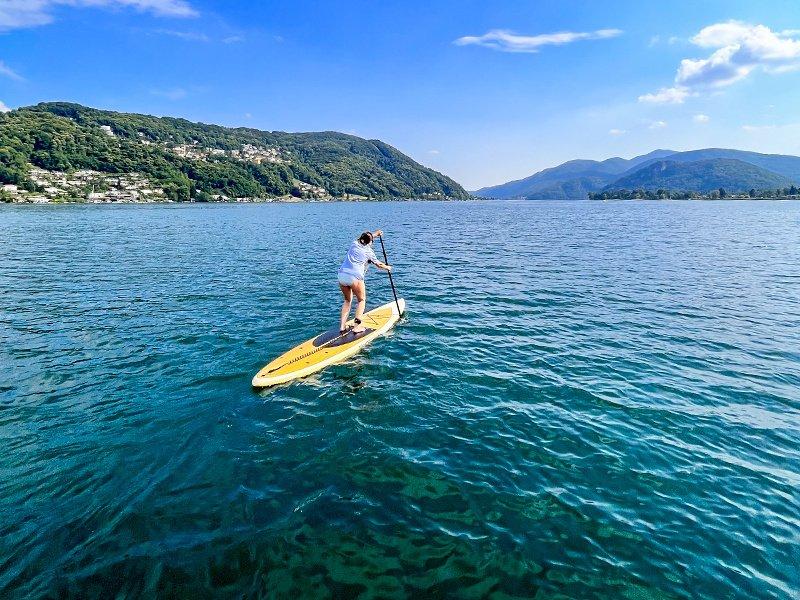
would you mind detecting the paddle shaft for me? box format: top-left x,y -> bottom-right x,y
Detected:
378,235 -> 402,316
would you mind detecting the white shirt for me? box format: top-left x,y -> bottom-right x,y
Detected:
338,240 -> 378,280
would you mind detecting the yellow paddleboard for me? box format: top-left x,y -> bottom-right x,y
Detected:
252,298 -> 406,388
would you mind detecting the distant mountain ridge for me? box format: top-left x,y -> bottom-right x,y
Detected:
476,148 -> 800,199
473,150 -> 676,199
615,148 -> 800,182
608,159 -> 794,193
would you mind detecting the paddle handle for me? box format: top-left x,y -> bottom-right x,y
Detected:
378,234 -> 402,316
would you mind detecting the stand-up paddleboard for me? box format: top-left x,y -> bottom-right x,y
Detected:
252,298 -> 405,388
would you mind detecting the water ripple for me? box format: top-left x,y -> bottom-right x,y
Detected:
1,201 -> 799,598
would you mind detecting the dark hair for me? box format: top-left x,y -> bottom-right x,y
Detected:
358,231 -> 373,245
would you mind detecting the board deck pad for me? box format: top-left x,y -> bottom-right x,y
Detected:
312,326 -> 376,349
252,298 -> 405,388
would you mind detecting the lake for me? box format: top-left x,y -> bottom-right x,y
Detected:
1,200 -> 798,598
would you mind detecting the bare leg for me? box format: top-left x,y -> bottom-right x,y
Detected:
351,279 -> 366,333
339,284 -> 352,332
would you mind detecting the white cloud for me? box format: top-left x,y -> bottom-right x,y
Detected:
114,0 -> 196,16
693,113 -> 710,123
0,0 -> 197,32
427,149 -> 440,155
638,86 -> 690,104
742,124 -> 776,133
640,21 -> 800,102
0,100 -> 11,113
676,45 -> 754,88
153,30 -> 247,44
150,86 -> 187,100
0,60 -> 23,81
608,128 -> 626,136
454,28 -> 622,53
648,120 -> 667,129
649,35 -> 660,47
154,29 -> 208,41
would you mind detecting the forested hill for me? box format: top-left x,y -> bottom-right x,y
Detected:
0,102 -> 469,201
606,158 -> 794,193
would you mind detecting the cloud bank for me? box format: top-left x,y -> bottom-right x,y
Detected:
639,21 -> 800,104
0,0 -> 197,31
454,28 -> 622,53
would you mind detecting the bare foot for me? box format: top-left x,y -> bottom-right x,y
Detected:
352,326 -> 366,333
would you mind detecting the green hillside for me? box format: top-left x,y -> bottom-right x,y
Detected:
0,102 -> 469,201
606,158 -> 794,193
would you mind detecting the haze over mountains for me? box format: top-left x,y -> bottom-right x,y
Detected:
475,149 -> 800,199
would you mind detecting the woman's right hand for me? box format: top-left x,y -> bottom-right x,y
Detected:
373,229 -> 383,238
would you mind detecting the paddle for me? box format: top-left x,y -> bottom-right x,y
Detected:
377,234 -> 403,316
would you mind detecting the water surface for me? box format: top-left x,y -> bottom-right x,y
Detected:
1,201 -> 798,598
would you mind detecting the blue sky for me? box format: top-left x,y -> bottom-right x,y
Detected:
2,1 -> 800,189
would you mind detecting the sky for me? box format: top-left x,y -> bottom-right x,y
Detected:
2,0 -> 800,189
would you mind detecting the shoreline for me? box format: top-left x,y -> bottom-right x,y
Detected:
3,196 -> 797,206
0,196 -> 473,205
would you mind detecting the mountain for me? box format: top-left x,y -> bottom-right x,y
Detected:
476,148 -> 800,199
0,102 -> 469,201
616,148 -> 800,182
473,150 -> 676,199
606,158 -> 794,193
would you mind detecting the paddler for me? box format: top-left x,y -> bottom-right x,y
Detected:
338,230 -> 393,334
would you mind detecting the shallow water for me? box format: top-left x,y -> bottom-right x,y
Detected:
1,200 -> 798,599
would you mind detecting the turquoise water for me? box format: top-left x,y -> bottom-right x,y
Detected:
1,201 -> 798,598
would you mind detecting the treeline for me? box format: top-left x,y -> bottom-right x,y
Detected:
0,102 -> 469,201
589,186 -> 800,200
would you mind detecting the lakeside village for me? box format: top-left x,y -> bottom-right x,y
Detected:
0,132 -> 344,204
0,166 -> 335,204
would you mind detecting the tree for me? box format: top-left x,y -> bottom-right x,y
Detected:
194,189 -> 213,202
749,188 -> 756,198
719,187 -> 726,198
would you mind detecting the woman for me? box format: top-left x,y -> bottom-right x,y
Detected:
338,229 -> 392,334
